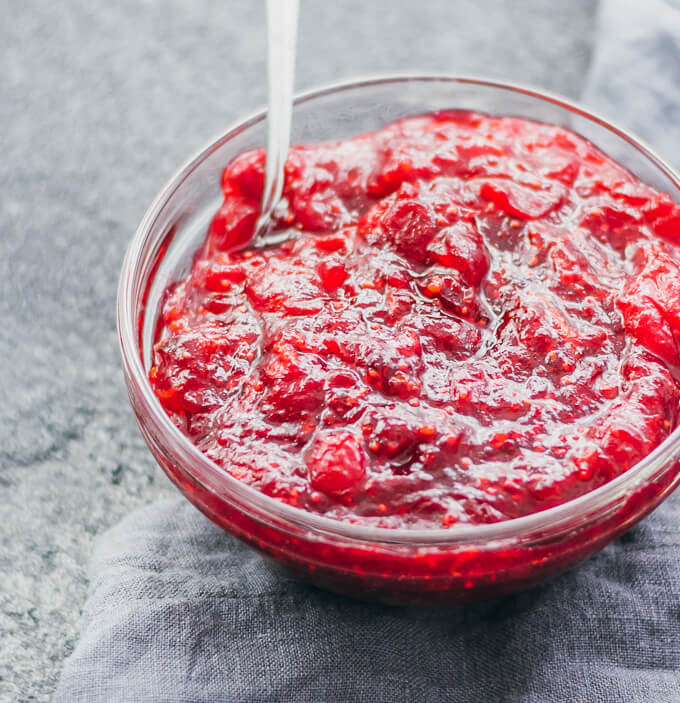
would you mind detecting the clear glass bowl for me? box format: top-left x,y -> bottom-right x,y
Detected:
118,76 -> 680,605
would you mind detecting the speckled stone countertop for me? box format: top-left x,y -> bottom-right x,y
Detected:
0,1 -> 596,699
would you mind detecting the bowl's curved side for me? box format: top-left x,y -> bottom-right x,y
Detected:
134,400 -> 680,604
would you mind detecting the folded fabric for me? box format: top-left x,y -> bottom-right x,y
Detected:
55,494 -> 680,703
55,1 -> 680,701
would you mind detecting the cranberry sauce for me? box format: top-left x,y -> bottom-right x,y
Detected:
151,112 -> 680,529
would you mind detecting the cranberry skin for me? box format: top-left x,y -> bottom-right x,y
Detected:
368,415 -> 419,462
191,258 -> 247,292
418,273 -> 481,321
151,326 -> 247,415
318,258 -> 348,291
426,221 -> 489,285
479,178 -> 564,219
306,432 -> 366,499
259,342 -> 326,423
645,194 -> 680,243
361,185 -> 440,263
410,313 -> 482,358
221,149 -> 265,201
618,243 -> 680,366
208,188 -> 258,253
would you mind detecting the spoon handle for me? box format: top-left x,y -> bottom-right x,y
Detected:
256,0 -> 300,237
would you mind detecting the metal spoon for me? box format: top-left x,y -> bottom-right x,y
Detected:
253,0 -> 300,244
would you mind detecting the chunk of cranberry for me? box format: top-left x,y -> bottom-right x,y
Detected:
208,188 -> 258,253
191,257 -> 247,293
318,258 -> 348,291
360,186 -> 439,263
259,342 -> 327,422
367,413 -> 420,462
479,179 -> 564,219
409,313 -> 482,358
151,326 -> 248,414
426,221 -> 489,285
306,431 -> 366,498
418,273 -> 481,321
617,243 -> 680,366
221,149 -> 265,201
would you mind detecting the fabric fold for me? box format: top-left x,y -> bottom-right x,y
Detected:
55,496 -> 680,703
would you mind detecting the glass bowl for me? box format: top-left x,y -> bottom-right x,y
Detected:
117,76 -> 680,605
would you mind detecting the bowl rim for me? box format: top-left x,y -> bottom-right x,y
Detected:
118,73 -> 680,546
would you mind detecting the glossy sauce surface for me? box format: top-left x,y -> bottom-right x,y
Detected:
151,112 -> 680,528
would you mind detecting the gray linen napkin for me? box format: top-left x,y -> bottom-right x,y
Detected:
56,1 -> 680,701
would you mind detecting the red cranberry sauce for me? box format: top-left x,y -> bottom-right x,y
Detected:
151,111 -> 680,529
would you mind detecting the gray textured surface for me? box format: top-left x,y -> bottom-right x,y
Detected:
0,1 -> 601,700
